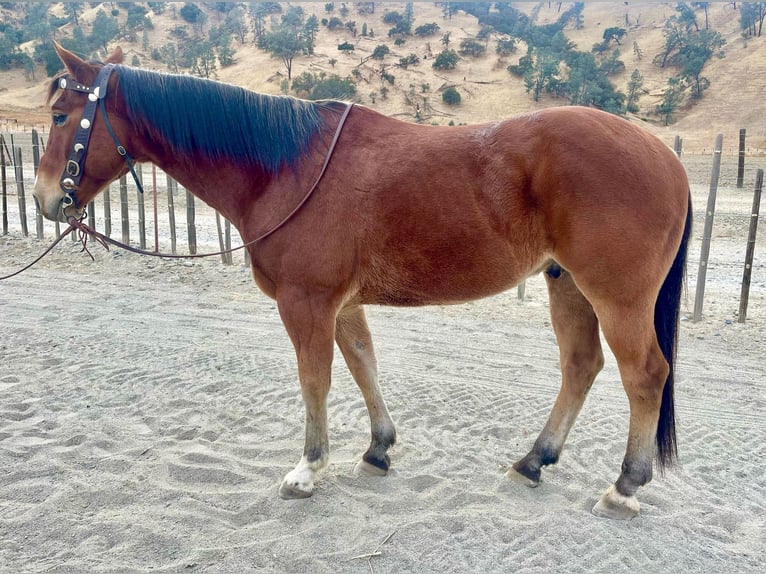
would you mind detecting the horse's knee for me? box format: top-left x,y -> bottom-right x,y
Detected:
562,348 -> 604,391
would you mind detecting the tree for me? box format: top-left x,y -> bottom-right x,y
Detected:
678,29 -> 725,99
23,3 -> 52,44
739,2 -> 766,37
691,2 -> 710,30
292,71 -> 356,100
217,37 -> 235,67
523,48 -> 561,102
90,9 -> 120,52
496,37 -> 516,56
225,5 -> 249,44
442,86 -> 461,105
432,49 -> 458,70
63,2 -> 83,26
398,53 -> 420,69
180,3 -> 206,25
327,16 -> 344,30
304,14 -> 320,54
603,27 -> 627,46
415,22 -> 440,36
675,2 -> 699,33
625,69 -> 644,113
262,9 -> 311,80
189,41 -> 217,78
371,44 -> 390,60
459,38 -> 486,58
655,77 -> 686,125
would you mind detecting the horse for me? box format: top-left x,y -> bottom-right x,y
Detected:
33,44 -> 691,520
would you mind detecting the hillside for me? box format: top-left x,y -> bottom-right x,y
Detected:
1,2 -> 765,153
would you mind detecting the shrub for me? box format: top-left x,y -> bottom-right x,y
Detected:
433,49 -> 458,70
371,44 -> 390,60
415,22 -> 440,36
398,54 -> 420,68
442,86 -> 461,105
459,38 -> 486,58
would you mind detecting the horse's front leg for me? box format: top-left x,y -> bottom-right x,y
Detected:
276,288 -> 338,499
335,305 -> 396,475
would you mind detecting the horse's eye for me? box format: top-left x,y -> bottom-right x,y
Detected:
52,113 -> 67,127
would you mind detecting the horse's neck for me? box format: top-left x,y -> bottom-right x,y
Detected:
149,152 -> 267,228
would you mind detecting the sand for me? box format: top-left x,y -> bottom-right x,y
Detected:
1,152 -> 764,572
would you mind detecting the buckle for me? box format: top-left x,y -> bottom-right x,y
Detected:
65,159 -> 80,177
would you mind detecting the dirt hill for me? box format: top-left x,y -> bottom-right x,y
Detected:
1,2 -> 764,153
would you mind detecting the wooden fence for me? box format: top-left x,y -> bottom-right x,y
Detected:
2,128 -> 763,322
1,129 -> 245,267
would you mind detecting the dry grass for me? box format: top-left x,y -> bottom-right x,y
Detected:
1,2 -> 764,153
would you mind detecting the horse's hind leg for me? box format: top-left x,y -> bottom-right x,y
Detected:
335,305 -> 396,475
591,305 -> 669,520
510,266 -> 604,486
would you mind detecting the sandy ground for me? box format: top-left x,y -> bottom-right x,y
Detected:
1,152 -> 765,572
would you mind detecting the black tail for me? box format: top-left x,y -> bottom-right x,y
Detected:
654,193 -> 692,470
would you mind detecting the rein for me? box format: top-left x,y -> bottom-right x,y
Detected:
1,70 -> 353,278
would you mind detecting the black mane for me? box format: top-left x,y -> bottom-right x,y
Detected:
114,65 -> 341,174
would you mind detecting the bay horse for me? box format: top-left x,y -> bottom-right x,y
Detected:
33,44 -> 691,520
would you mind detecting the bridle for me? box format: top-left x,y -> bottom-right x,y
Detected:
57,63 -> 145,213
2,67 -> 353,279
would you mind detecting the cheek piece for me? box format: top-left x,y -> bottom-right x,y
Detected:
57,64 -> 144,214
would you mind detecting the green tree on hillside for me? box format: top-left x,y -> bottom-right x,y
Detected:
625,69 -> 644,113
678,29 -> 725,99
262,7 -> 312,80
432,49 -> 458,70
739,2 -> 766,37
655,76 -> 686,125
90,9 -> 120,52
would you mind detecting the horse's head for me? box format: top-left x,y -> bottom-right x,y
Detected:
34,43 -> 129,222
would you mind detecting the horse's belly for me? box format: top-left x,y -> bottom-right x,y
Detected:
361,243 -> 543,306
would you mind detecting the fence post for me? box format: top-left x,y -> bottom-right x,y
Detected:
693,134 -> 723,322
673,135 -> 683,158
120,174 -> 130,244
152,165 -> 159,252
736,128 -> 746,189
13,147 -> 28,237
31,129 -> 45,239
225,219 -> 232,264
166,173 -> 177,254
31,129 -> 40,174
136,165 -> 146,249
738,168 -> 763,323
103,185 -> 112,237
1,134 -> 7,235
186,190 -> 197,254
215,212 -> 227,264
88,200 -> 97,232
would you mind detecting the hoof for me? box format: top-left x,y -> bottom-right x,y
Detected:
278,478 -> 314,500
506,467 -> 540,488
592,485 -> 640,520
354,459 -> 388,477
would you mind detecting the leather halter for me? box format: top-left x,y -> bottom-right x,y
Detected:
57,63 -> 144,210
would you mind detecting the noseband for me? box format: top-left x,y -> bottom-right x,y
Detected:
57,63 -> 144,211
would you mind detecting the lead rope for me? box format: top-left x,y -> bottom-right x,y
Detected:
0,102 -> 353,279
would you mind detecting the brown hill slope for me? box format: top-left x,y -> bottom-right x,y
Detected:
1,2 -> 764,152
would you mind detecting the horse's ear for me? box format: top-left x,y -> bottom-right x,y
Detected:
53,41 -> 88,76
105,46 -> 124,65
